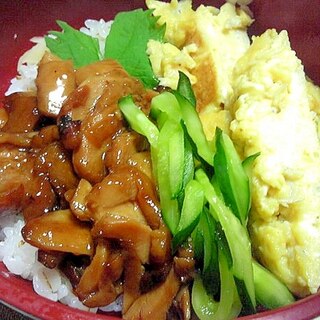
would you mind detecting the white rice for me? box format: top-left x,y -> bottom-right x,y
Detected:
80,19 -> 113,58
0,213 -> 98,312
5,37 -> 47,96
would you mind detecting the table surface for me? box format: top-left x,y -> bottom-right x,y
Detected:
0,303 -> 33,320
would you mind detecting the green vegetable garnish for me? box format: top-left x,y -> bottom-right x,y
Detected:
192,249 -> 242,320
195,168 -> 256,314
150,91 -> 181,123
105,9 -> 165,88
168,123 -> 185,198
177,135 -> 195,206
119,71 -> 294,318
172,179 -> 204,251
174,74 -> 215,165
46,9 -> 164,87
156,119 -> 182,232
45,20 -> 100,68
214,127 -> 250,226
177,71 -> 197,107
118,94 -> 180,233
118,95 -> 159,147
192,208 -> 220,296
253,260 -> 295,309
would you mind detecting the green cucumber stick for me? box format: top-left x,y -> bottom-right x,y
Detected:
214,127 -> 250,226
150,91 -> 181,122
172,179 -> 204,251
195,168 -> 256,313
156,119 -> 181,233
192,248 -> 242,320
174,72 -> 215,165
253,260 -> 295,309
118,95 -> 159,147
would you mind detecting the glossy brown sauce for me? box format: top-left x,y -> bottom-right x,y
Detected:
0,57 -> 194,319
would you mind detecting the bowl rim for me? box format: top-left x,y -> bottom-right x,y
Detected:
0,1 -> 319,319
1,261 -> 320,320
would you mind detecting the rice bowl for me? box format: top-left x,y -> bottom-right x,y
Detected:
0,0 -> 320,319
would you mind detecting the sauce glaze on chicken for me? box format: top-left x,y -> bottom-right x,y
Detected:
0,54 -> 194,320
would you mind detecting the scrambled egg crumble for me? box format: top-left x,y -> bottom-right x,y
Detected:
147,0 -> 252,112
148,0 -> 320,298
230,29 -> 320,297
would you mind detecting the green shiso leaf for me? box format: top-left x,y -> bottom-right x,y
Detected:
104,9 -> 165,88
45,20 -> 100,68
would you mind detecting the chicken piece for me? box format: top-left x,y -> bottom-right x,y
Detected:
70,61 -> 148,183
36,52 -> 76,117
72,103 -> 123,183
105,130 -> 153,179
31,125 -> 59,149
75,239 -> 123,307
22,175 -> 57,222
173,241 -> 195,283
33,142 -> 79,201
122,252 -> 144,313
127,151 -> 153,180
105,131 -> 146,172
0,139 -> 57,220
59,75 -> 108,122
82,104 -> 123,149
132,167 -> 161,229
140,263 -> 172,296
59,254 -> 91,288
37,250 -> 65,269
0,131 -> 38,148
68,178 -> 93,221
168,285 -> 191,320
86,167 -> 136,216
0,107 -> 8,129
0,145 -> 35,213
22,209 -> 93,255
86,166 -> 161,228
99,201 -> 148,226
0,184 -> 26,214
60,59 -> 142,123
2,92 -> 39,133
58,115 -> 81,150
75,59 -> 126,85
92,202 -> 152,264
150,225 -> 172,265
123,267 -> 180,320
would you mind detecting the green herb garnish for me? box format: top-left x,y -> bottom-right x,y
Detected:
105,9 -> 165,88
46,9 -> 164,88
45,20 -> 100,68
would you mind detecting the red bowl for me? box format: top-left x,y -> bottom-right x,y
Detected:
0,1 -> 319,319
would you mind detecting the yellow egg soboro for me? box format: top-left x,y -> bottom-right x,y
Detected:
231,29 -> 320,297
147,0 -> 320,298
